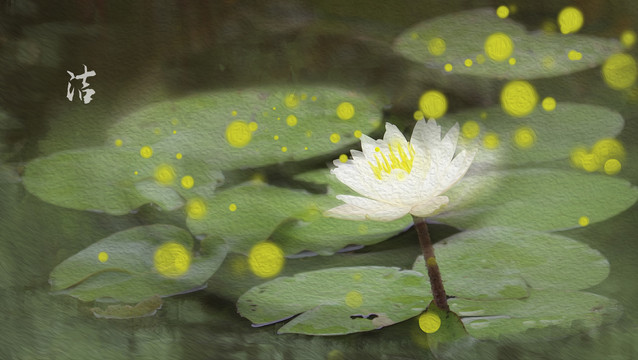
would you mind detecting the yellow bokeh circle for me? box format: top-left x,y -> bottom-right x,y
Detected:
496,5 -> 509,19
558,6 -> 584,34
330,133 -> 341,143
419,90 -> 448,119
514,127 -> 536,149
602,53 -> 637,90
345,291 -> 363,309
568,50 -> 582,61
464,59 -> 473,67
114,139 -> 123,147
428,37 -> 446,56
181,175 -> 194,189
542,97 -> 556,111
508,57 -> 516,65
339,154 -> 348,163
229,203 -> 237,212
186,198 -> 207,219
461,120 -> 480,139
578,216 -> 590,227
483,133 -> 500,149
98,251 -> 108,263
621,30 -> 636,49
225,121 -> 252,148
604,159 -> 622,175
286,115 -> 298,127
354,130 -> 362,138
336,102 -> 355,120
484,32 -> 514,62
284,93 -> 300,109
418,312 -> 441,334
154,164 -> 176,185
140,146 -> 153,158
444,63 -> 453,72
500,80 -> 539,117
154,242 -> 191,278
248,242 -> 285,278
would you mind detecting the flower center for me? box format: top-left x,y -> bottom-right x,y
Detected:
369,142 -> 415,180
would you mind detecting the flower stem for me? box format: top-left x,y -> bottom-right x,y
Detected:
412,216 -> 449,311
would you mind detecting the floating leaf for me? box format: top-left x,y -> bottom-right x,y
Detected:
434,168 -> 638,231
107,86 -> 384,171
452,290 -> 621,341
22,147 -> 223,215
445,103 -> 624,167
413,227 -> 609,299
91,295 -> 163,319
393,8 -> 622,79
424,302 -> 469,350
237,267 -> 430,335
50,224 -> 227,302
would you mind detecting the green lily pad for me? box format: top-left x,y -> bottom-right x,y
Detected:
413,227 -> 609,300
237,266 -> 430,335
107,86 -> 384,171
450,290 -> 622,341
22,146 -> 223,215
434,168 -> 638,231
424,302 -> 469,351
393,8 -> 622,79
91,295 -> 163,319
50,224 -> 228,302
444,103 -> 624,166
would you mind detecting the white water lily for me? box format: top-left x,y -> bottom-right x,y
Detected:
325,119 -> 476,221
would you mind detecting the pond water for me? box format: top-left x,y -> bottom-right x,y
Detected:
1,1 -> 638,359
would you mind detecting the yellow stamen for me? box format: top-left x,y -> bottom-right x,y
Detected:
368,142 -> 415,180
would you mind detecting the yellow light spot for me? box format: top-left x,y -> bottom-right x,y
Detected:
509,57 -> 516,65
286,115 -> 298,127
173,130 -> 177,134
336,102 -> 355,120
570,146 -> 588,168
181,175 -> 194,189
354,130 -> 362,138
231,110 -> 237,116
304,146 -> 308,150
496,5 -> 509,18
514,126 -> 537,149
176,153 -> 183,159
480,111 -> 487,119
353,273 -> 362,280
542,56 -> 555,69
419,311 -> 441,334
229,203 -> 237,212
153,164 -> 176,185
230,256 -> 248,276
483,133 -> 500,149
541,20 -> 557,34
484,32 -> 514,62
604,159 -> 622,175
413,110 -> 424,120
578,216 -> 590,227
375,147 -> 380,152
186,198 -> 206,219
154,242 -> 191,278
419,90 -> 447,119
444,63 -> 453,72
248,122 -> 258,132
568,50 -> 582,61
281,146 -> 288,152
465,58 -> 473,67
339,154 -> 348,163
330,133 -> 341,143
140,146 -> 153,158
272,107 -> 276,110
251,173 -> 266,183
171,118 -> 179,125
426,257 -> 437,267
602,53 -> 637,90
581,153 -> 600,172
410,32 -> 419,39
542,97 -> 556,111
274,135 -> 279,140
592,138 -> 625,162
306,130 -> 312,137
134,171 -> 138,175
358,224 -> 368,234
345,291 -> 363,308
226,121 -> 252,148
558,6 -> 584,34
462,120 -> 480,139
248,242 -> 284,278
114,139 -> 123,147
301,93 -> 308,100
153,127 -> 161,135
500,80 -> 539,117
428,37 -> 446,56
311,96 -> 317,101
327,350 -> 345,360
621,30 -> 636,49
476,54 -> 486,64
284,93 -> 300,108
98,251 -> 108,263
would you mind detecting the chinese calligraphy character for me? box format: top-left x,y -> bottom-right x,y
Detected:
66,65 -> 96,104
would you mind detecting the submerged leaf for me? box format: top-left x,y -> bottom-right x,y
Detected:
91,295 -> 163,319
